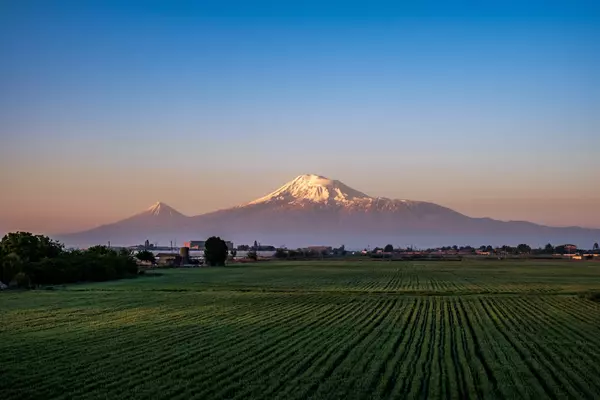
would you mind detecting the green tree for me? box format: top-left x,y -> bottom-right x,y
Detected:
0,252 -> 23,284
384,244 -> 394,253
0,232 -> 63,263
135,250 -> 156,264
204,236 -> 228,266
544,243 -> 555,254
86,245 -> 116,256
594,242 -> 599,251
0,232 -> 138,286
516,244 -> 532,254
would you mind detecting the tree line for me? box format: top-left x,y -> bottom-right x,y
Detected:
374,243 -> 599,255
0,232 -> 139,288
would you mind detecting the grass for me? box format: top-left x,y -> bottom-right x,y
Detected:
1,259 -> 600,399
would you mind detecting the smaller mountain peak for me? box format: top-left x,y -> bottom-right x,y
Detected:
145,201 -> 183,217
148,201 -> 164,211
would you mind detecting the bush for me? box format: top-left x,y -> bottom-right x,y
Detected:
0,233 -> 139,286
136,250 -> 156,264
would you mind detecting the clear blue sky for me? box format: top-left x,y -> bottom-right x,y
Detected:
1,1 -> 599,233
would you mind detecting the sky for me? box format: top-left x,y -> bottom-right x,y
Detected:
1,0 -> 599,235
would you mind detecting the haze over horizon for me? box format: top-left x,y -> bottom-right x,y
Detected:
1,1 -> 599,235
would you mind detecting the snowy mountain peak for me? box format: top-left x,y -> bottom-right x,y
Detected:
293,174 -> 335,186
247,174 -> 372,206
145,202 -> 183,217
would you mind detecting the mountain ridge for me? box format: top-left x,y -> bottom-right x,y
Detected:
56,174 -> 600,248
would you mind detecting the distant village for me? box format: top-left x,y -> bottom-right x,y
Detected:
126,239 -> 600,267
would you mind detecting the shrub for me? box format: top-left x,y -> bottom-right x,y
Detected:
0,232 -> 139,286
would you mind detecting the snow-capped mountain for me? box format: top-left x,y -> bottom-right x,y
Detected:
244,174 -> 465,218
248,174 -> 371,206
57,174 -> 600,248
145,202 -> 185,218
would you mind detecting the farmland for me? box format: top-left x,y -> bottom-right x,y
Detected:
2,260 -> 600,399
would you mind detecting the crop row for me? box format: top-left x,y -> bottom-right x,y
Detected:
61,261 -> 600,295
2,291 -> 600,399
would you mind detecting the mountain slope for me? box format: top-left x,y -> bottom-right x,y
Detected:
57,175 -> 600,248
58,202 -> 191,246
189,174 -> 599,247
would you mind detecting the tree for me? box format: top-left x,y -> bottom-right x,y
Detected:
0,232 -> 63,263
501,245 -> 516,254
384,244 -> 394,253
204,236 -> 228,266
253,240 -> 258,250
594,242 -> 599,251
136,250 -> 156,264
1,252 -> 23,284
516,244 -> 531,254
86,245 -> 115,256
0,231 -> 138,286
544,243 -> 555,254
118,248 -> 134,260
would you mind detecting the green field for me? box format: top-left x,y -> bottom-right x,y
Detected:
2,260 -> 600,399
